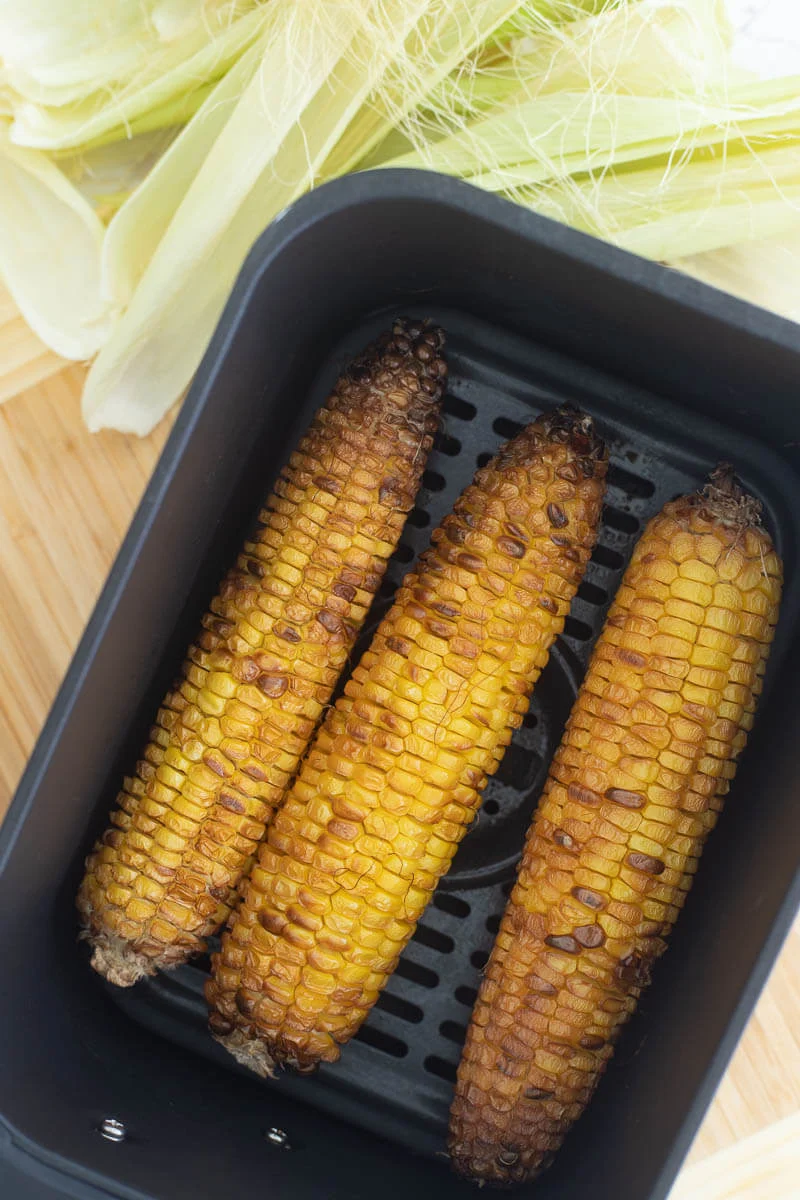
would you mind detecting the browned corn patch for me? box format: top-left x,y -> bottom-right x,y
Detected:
77,320 -> 445,985
449,467 -> 782,1186
206,407 -> 608,1075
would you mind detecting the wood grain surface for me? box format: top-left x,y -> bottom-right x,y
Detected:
0,284 -> 65,405
0,361 -> 797,1198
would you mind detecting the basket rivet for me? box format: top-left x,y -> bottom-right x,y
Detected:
265,1127 -> 291,1150
98,1118 -> 127,1143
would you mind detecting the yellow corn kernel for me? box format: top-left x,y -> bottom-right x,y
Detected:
77,321 -> 446,986
206,407 -> 609,1072
449,467 -> 782,1187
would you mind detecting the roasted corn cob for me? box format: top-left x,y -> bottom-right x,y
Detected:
77,320 -> 445,986
206,406 -> 608,1075
449,467 -> 783,1186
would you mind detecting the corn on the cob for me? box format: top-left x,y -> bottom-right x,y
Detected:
77,320 -> 445,987
448,467 -> 783,1186
206,406 -> 608,1075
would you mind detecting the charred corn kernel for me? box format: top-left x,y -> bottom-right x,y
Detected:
206,407 -> 608,1073
449,467 -> 782,1186
77,320 -> 445,987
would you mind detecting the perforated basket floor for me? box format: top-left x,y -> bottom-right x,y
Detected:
108,308 -> 791,1161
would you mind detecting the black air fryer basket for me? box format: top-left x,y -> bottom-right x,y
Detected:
1,172 -> 799,1200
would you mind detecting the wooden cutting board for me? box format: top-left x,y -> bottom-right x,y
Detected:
0,286 -> 66,405
0,320 -> 797,1198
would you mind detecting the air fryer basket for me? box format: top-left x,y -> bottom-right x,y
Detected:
2,172 -> 799,1200
109,306 -> 800,1161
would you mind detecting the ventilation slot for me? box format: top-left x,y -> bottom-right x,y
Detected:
443,394 -> 476,421
493,415 -> 525,439
413,924 -> 455,955
376,992 -> 424,1025
435,431 -> 462,457
603,505 -> 640,535
578,580 -> 608,607
494,741 -> 540,791
483,798 -> 500,815
592,543 -> 625,570
439,1020 -> 468,1047
607,463 -> 656,499
564,615 -> 593,642
471,949 -> 489,971
486,913 -> 501,936
394,958 -> 438,989
422,469 -> 446,493
393,542 -> 416,565
433,893 -> 471,919
455,985 -> 478,1009
355,1025 -> 408,1058
424,1056 -> 458,1083
476,451 -> 493,468
408,506 -> 430,529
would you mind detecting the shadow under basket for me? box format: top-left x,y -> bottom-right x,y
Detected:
2,171 -> 800,1200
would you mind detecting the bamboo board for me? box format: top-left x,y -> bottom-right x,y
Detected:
0,359 -> 797,1199
0,284 -> 66,404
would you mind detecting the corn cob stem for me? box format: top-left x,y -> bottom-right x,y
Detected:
448,466 -> 782,1186
77,320 -> 445,986
207,406 -> 608,1074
